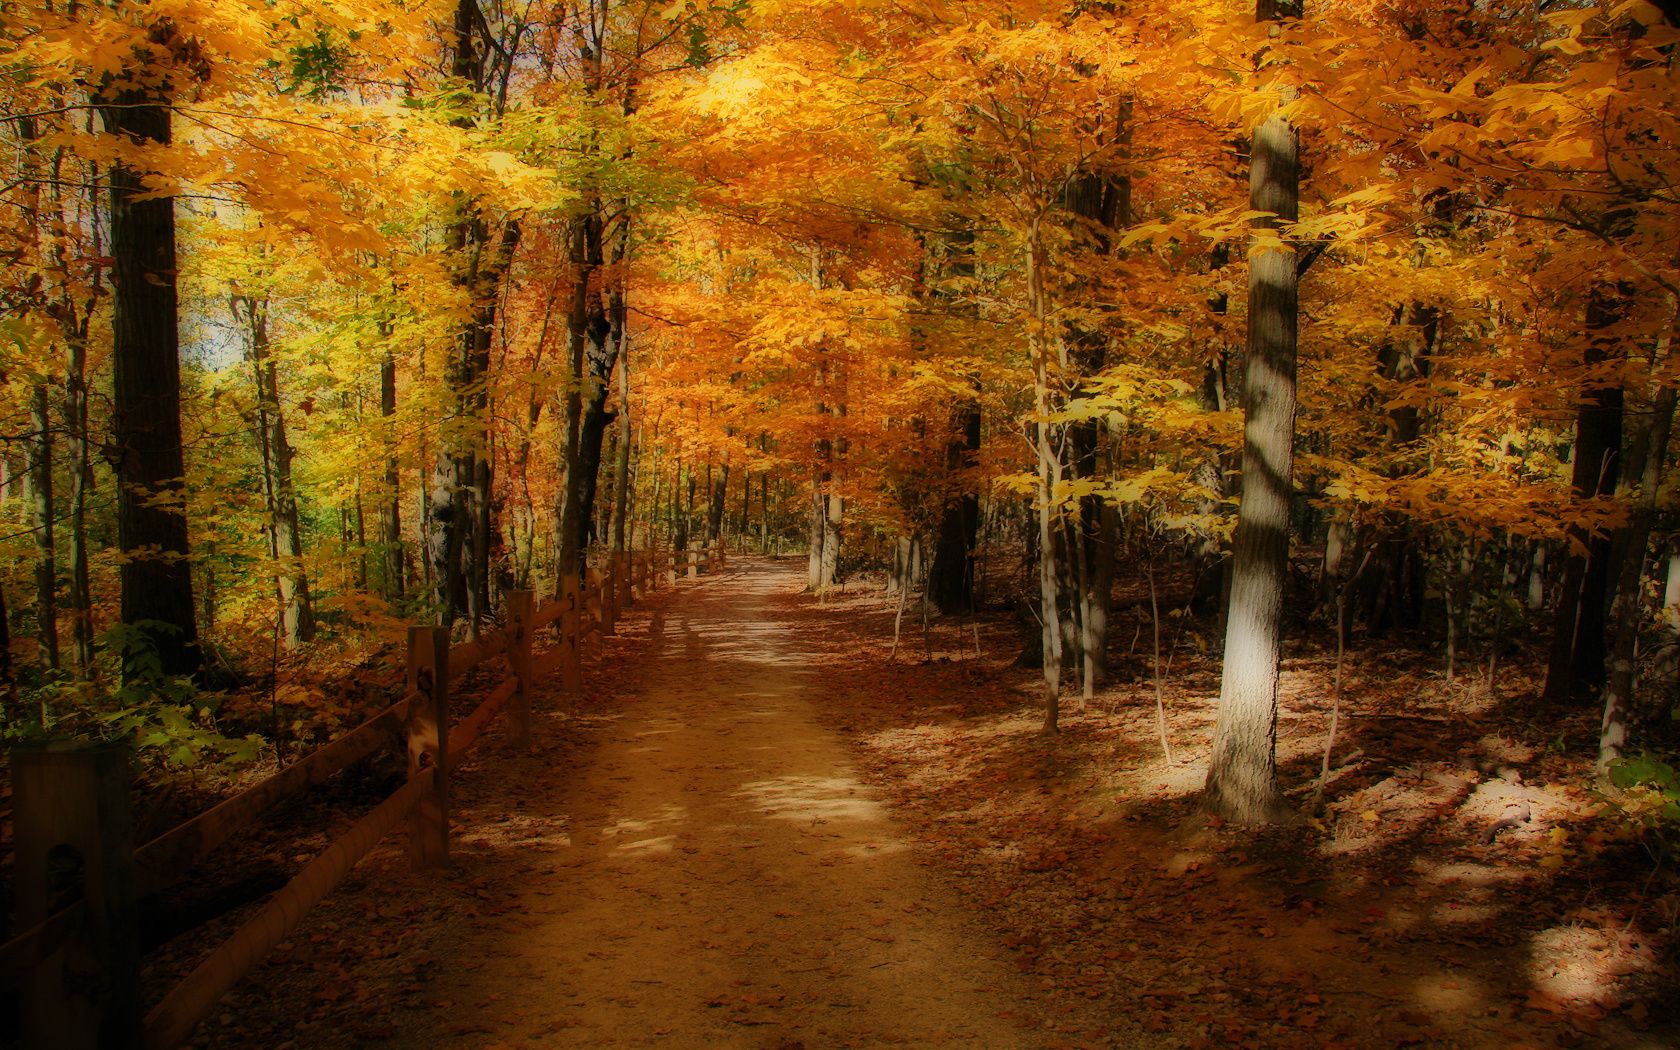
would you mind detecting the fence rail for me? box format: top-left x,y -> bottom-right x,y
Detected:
3,540 -> 727,1049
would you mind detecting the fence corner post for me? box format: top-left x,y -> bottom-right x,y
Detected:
406,625 -> 450,869
507,590 -> 534,749
13,739 -> 140,1050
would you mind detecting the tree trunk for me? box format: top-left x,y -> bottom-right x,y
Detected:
927,391 -> 982,613
1205,0 -> 1300,822
1598,383 -> 1675,775
97,74 -> 200,679
381,350 -> 403,599
436,4 -> 518,628
1546,287 -> 1627,703
924,221 -> 983,614
0,579 -> 13,715
821,492 -> 843,588
707,462 -> 730,545
610,332 -> 633,553
558,209 -> 618,575
1025,214 -> 1065,734
1059,99 -> 1131,686
29,383 -> 59,670
65,335 -> 94,674
237,296 -> 314,648
760,469 -> 770,554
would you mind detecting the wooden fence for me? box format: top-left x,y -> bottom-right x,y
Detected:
0,542 -> 726,1049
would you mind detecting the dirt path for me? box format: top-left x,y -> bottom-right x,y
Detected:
200,561 -> 1082,1048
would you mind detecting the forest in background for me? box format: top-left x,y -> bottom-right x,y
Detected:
2,0 -> 1679,838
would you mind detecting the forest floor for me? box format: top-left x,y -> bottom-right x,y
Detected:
124,557 -> 1679,1047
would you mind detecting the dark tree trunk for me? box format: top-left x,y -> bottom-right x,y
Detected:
1205,0 -> 1301,823
66,335 -> 94,674
430,3 -> 518,629
1355,303 -> 1436,636
1546,286 -> 1627,703
610,331 -> 633,553
381,350 -> 403,599
29,383 -> 58,670
558,209 -> 618,576
707,462 -> 730,544
923,221 -> 983,614
927,395 -> 982,613
0,578 -> 12,713
97,76 -> 200,679
576,399 -> 615,553
1599,384 -> 1675,774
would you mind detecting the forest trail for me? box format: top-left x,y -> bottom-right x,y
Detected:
209,560 -> 1092,1048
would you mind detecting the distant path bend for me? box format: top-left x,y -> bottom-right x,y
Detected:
396,558 -> 1046,1047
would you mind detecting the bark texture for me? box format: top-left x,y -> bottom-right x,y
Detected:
98,65 -> 201,678
1205,3 -> 1300,822
1546,286 -> 1627,703
1598,384 -> 1674,775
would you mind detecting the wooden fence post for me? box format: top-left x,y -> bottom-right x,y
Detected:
687,546 -> 699,579
406,626 -> 450,869
560,572 -> 583,695
507,590 -> 534,749
13,740 -> 140,1050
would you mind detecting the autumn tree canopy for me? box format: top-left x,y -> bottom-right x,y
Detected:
1,0 -> 1678,814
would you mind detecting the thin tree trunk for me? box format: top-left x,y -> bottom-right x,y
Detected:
65,334 -> 94,674
610,331 -> 633,553
238,295 -> 315,648
1026,213 -> 1064,735
708,462 -> 730,545
381,350 -> 403,599
1060,98 -> 1130,686
1148,561 -> 1173,762
29,383 -> 58,670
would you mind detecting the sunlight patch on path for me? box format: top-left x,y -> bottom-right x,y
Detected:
735,773 -> 888,825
